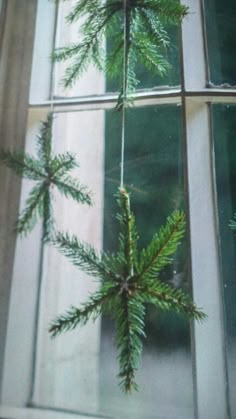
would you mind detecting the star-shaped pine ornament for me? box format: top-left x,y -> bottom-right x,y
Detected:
0,113 -> 92,240
49,187 -> 206,392
52,0 -> 188,107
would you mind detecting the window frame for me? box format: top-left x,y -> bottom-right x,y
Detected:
1,0 -> 236,418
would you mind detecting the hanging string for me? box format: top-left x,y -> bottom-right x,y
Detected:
120,0 -> 127,188
49,2 -> 61,113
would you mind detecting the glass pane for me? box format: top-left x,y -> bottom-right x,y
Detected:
55,2 -> 180,98
33,110 -> 105,414
204,0 -> 236,85
101,105 -> 194,419
212,104 -> 236,417
33,106 -> 194,418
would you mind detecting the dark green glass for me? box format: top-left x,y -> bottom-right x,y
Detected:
212,104 -> 236,417
204,0 -> 236,85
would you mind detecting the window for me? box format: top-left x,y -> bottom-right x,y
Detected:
0,1 -> 236,418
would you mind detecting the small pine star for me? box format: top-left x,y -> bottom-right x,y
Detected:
0,113 -> 92,240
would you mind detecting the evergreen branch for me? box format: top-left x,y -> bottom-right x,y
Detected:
138,210 -> 185,281
117,188 -> 138,276
52,232 -> 118,282
0,149 -> 46,180
52,176 -> 92,206
136,281 -> 207,321
36,113 -> 53,165
133,34 -> 170,76
50,153 -> 78,177
52,0 -> 188,100
48,188 -> 205,393
42,187 -> 54,241
15,183 -> 46,235
229,213 -> 236,231
49,290 -> 113,337
138,0 -> 188,24
116,294 -> 145,392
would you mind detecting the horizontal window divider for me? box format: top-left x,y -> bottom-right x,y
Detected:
29,88 -> 236,113
29,88 -> 182,112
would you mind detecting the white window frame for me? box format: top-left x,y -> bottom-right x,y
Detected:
1,0 -> 236,418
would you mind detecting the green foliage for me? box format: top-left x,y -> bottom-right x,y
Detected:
0,113 -> 92,240
49,187 -> 206,392
52,0 -> 188,107
229,214 -> 236,231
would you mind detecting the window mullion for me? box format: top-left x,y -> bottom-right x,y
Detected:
181,1 -> 229,418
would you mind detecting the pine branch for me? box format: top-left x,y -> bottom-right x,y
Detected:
0,149 -> 45,180
50,188 -> 206,392
50,153 -> 78,177
42,187 -> 54,241
49,290 -> 112,337
138,210 -> 185,282
52,0 -> 188,104
117,188 -> 138,276
52,232 -> 119,282
136,280 -> 207,321
36,113 -> 53,165
15,183 -> 46,235
0,113 -> 92,238
52,176 -> 92,206
229,214 -> 236,231
116,294 -> 145,392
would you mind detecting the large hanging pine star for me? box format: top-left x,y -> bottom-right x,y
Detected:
0,113 -> 92,240
52,0 -> 188,106
49,187 -> 206,392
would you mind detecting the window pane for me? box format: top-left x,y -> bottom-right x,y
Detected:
101,105 -> 194,419
204,0 -> 236,85
213,104 -> 236,417
32,106 -> 194,418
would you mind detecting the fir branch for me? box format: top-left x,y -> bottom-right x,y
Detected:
50,188 -> 206,392
138,210 -> 185,282
0,149 -> 45,180
42,187 -> 54,241
36,113 -> 53,165
118,188 -> 138,276
15,183 -> 46,235
49,290 -> 113,337
52,232 -> 119,282
116,294 -> 145,392
52,176 -> 92,206
52,0 -> 188,103
136,280 -> 207,321
49,153 -> 78,177
0,113 -> 92,238
229,213 -> 236,231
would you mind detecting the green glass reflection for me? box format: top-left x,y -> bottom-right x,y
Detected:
100,106 -> 194,419
204,0 -> 236,85
213,104 -> 236,417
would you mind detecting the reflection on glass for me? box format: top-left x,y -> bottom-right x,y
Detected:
101,106 -> 194,419
213,104 -> 236,417
204,0 -> 236,85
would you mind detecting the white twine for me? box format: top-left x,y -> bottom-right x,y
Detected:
120,0 -> 127,188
